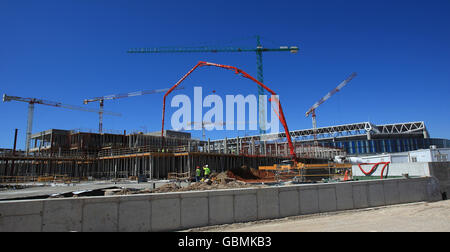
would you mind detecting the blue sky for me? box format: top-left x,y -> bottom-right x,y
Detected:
1,0 -> 449,149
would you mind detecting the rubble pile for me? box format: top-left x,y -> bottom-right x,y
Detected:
106,170 -> 267,196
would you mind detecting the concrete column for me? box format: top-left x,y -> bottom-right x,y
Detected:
236,137 -> 240,155
224,138 -> 228,154
251,138 -> 255,155
207,139 -> 211,153
262,141 -> 266,155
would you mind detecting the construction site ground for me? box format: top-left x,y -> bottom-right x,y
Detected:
0,166 -> 285,200
0,168 -> 276,200
183,200 -> 450,232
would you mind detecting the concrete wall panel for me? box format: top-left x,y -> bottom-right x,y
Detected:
335,183 -> 354,210
234,193 -> 257,222
82,201 -> 118,232
0,177 -> 440,232
118,200 -> 151,232
151,197 -> 181,231
368,181 -> 385,207
353,183 -> 369,209
299,187 -> 319,214
279,188 -> 299,217
208,195 -> 234,225
383,179 -> 400,205
318,186 -> 337,213
398,180 -> 415,203
0,215 -> 42,232
257,187 -> 280,220
181,196 -> 209,229
43,199 -> 83,232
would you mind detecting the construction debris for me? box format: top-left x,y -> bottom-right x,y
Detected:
105,170 -> 267,196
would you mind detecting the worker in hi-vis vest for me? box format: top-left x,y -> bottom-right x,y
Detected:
195,166 -> 202,182
203,164 -> 211,179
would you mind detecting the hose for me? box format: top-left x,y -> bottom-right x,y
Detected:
357,162 -> 390,179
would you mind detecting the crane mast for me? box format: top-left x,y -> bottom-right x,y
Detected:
127,36 -> 299,136
188,121 -> 226,141
2,94 -> 120,154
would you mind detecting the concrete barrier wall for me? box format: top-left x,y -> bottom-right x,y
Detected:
0,177 -> 441,232
429,162 -> 450,197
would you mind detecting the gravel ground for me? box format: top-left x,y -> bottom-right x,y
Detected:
184,200 -> 450,232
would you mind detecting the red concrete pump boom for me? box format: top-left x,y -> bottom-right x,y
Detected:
160,61 -> 297,160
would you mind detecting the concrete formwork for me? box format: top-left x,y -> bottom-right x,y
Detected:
98,152 -> 285,179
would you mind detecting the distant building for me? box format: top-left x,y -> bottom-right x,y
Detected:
348,147 -> 450,164
213,121 -> 450,156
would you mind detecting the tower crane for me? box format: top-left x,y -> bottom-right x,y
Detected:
2,94 -> 121,154
127,36 -> 299,135
187,121 -> 226,141
305,73 -> 357,144
83,86 -> 184,133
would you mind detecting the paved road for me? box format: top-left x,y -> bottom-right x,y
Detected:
187,200 -> 450,232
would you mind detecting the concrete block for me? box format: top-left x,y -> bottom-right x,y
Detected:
383,179 -> 400,205
209,195 -> 234,225
151,198 -> 180,231
42,199 -> 83,232
426,176 -> 442,202
335,183 -> 353,210
82,201 -> 118,232
368,181 -> 385,207
318,186 -> 337,213
181,197 -> 208,229
234,193 -> 257,222
279,189 -> 299,217
118,200 -> 151,232
0,200 -> 43,216
0,200 -> 43,232
0,215 -> 42,232
257,187 -> 279,220
409,179 -> 426,202
429,163 -> 449,181
352,184 -> 369,209
398,179 -> 415,203
299,188 -> 319,215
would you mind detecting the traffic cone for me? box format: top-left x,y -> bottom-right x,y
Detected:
343,170 -> 349,181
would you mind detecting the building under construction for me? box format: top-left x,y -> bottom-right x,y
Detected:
1,121 -> 448,181
0,126 -> 342,179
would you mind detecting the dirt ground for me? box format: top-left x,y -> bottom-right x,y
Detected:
185,200 -> 450,232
